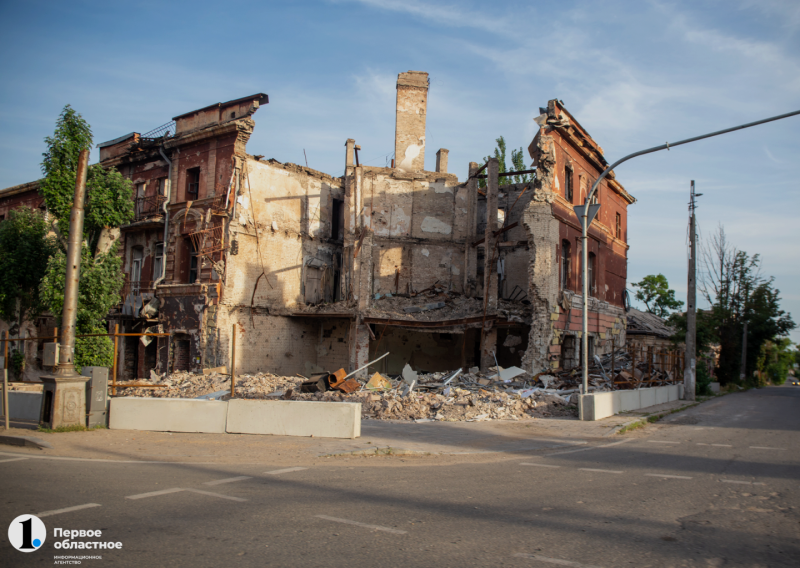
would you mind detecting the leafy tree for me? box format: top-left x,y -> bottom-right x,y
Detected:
668,309 -> 716,356
756,338 -> 795,385
0,207 -> 56,332
38,105 -> 134,370
700,226 -> 795,384
632,274 -> 684,318
479,136 -> 533,188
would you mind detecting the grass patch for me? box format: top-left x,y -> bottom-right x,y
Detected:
616,402 -> 701,435
37,424 -> 107,434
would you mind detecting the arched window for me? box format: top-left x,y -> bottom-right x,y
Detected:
561,240 -> 571,290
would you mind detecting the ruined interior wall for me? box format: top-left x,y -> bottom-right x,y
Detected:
368,328 -> 477,375
222,158 -> 343,310
359,167 -> 466,296
212,308 -> 351,376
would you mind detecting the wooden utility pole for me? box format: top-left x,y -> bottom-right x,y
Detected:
684,181 -> 698,401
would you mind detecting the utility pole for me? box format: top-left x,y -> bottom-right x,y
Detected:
739,282 -> 749,383
684,181 -> 699,401
39,149 -> 91,428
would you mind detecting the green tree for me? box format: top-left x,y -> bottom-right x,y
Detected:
479,136 -> 533,188
700,226 -> 795,384
38,105 -> 134,370
0,207 -> 56,332
632,274 -> 684,318
756,338 -> 795,385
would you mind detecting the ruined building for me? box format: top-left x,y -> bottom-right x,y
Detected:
0,71 -> 635,381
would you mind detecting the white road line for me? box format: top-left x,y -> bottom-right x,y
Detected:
315,515 -> 407,535
513,553 -> 602,567
203,476 -> 252,486
548,438 -> 632,457
37,503 -> 101,518
750,446 -> 785,451
645,473 -> 692,480
185,488 -> 247,502
579,468 -> 623,474
126,488 -> 185,500
520,463 -> 561,468
0,457 -> 29,464
648,441 -> 680,445
265,467 -> 308,475
711,444 -> 732,447
721,479 -> 766,486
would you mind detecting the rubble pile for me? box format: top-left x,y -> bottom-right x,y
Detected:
116,348 -> 681,422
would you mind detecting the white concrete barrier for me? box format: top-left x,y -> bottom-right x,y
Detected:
109,397 -> 228,433
0,392 -> 43,421
579,385 -> 685,421
226,399 -> 361,439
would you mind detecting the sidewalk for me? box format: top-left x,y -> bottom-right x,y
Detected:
0,399 -> 697,466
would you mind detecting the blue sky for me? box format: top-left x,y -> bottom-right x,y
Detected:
1,0 -> 798,342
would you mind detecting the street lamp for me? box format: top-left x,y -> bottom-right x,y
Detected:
578,108 -> 800,406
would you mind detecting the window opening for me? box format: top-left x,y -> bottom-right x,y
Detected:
153,243 -> 164,281
187,168 -> 200,197
615,212 -> 621,239
564,167 -> 573,202
331,198 -> 344,240
561,240 -> 571,290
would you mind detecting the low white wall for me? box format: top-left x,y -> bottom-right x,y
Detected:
0,391 -> 43,421
109,398 -> 228,433
108,397 -> 361,439
579,384 -> 683,421
227,399 -> 361,439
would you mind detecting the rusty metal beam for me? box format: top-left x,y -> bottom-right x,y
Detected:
472,222 -> 519,247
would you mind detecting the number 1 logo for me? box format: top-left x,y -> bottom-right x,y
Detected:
8,514 -> 46,552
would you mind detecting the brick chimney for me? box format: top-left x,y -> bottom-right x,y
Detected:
394,71 -> 429,172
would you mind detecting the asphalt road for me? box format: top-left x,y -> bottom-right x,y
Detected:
2,386 -> 798,568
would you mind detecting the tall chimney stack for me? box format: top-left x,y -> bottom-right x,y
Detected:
394,71 -> 429,172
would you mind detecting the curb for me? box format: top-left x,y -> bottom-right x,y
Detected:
0,435 -> 53,450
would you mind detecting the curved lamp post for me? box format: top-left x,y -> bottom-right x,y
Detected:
579,108 -> 800,401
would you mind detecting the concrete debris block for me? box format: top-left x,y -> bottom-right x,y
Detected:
402,364 -> 418,385
498,366 -> 525,382
403,306 -> 423,313
539,375 -> 557,388
425,302 -> 446,310
150,370 -> 163,381
203,366 -> 228,376
469,367 -> 480,374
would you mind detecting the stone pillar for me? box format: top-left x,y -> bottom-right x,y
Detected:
435,149 -> 449,173
521,131 -> 561,374
484,158 -> 499,311
394,71 -> 429,172
463,162 -> 479,296
349,320 -> 371,379
479,158 -> 500,371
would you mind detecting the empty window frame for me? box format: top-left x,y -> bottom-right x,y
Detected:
186,167 -> 200,197
153,243 -> 164,281
331,198 -> 344,240
588,252 -> 596,295
186,239 -> 199,284
560,239 -> 571,290
615,212 -> 622,239
564,166 -> 573,202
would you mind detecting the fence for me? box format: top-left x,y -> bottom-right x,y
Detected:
1,328 -> 170,397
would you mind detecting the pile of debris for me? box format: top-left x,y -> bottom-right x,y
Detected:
116,348 -> 680,422
116,362 -> 581,421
